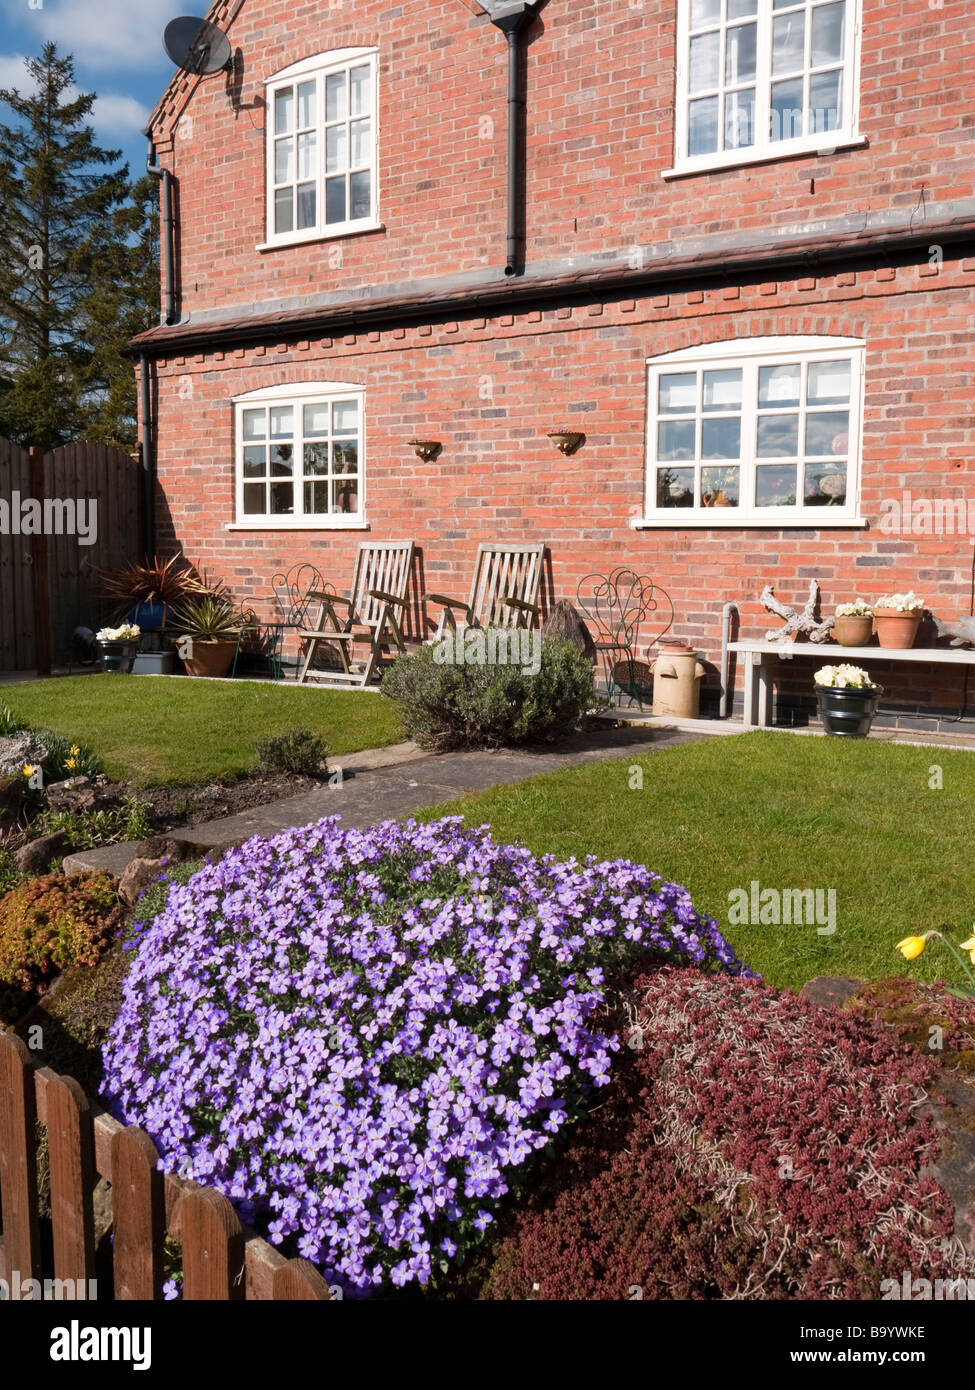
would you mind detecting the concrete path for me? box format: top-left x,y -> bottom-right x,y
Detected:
63,723 -> 709,877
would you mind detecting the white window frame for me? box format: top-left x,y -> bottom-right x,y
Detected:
666,0 -> 863,179
231,381 -> 366,530
262,48 -> 379,249
634,336 -> 866,529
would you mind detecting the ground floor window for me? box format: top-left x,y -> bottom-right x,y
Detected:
233,381 -> 364,527
642,336 -> 865,527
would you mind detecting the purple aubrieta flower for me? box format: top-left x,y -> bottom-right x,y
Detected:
101,815 -> 751,1293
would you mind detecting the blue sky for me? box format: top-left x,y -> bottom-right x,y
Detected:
0,0 -> 185,174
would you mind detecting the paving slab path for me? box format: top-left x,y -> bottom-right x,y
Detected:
63,723 -> 714,877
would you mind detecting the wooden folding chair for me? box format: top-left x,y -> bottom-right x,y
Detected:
296,541 -> 415,687
424,542 -> 545,639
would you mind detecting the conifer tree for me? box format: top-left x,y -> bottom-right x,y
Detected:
0,43 -> 144,448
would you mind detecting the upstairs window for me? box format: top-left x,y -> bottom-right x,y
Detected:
669,0 -> 861,176
639,338 -> 865,528
233,383 -> 365,528
265,49 -> 378,246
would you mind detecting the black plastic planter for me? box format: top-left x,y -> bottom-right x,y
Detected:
815,683 -> 883,738
96,640 -> 138,674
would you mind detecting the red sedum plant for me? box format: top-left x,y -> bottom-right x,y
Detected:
467,968 -> 973,1300
0,872 -> 122,1022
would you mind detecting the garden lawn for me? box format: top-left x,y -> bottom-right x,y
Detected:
419,730 -> 975,992
0,677 -> 404,785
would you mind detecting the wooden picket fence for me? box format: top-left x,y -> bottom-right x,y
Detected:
0,1034 -> 330,1300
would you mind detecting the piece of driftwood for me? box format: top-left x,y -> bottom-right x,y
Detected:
934,615 -> 975,647
760,581 -> 834,644
542,599 -> 597,663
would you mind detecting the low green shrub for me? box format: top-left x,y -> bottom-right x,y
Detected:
255,727 -> 329,777
380,634 -> 598,750
0,838 -> 25,896
36,796 -> 153,851
0,702 -> 21,736
0,872 -> 123,1023
37,730 -> 103,783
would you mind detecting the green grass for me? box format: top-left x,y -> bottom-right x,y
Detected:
0,676 -> 404,785
420,731 -> 975,992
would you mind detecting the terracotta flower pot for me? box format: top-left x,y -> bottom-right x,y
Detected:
181,639 -> 237,678
832,614 -> 874,647
873,611 -> 922,650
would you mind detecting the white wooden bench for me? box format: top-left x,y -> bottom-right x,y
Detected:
728,638 -> 975,728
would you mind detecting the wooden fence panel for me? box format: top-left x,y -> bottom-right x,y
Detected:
2,1054 -> 336,1301
45,441 -> 145,667
46,1073 -> 96,1285
0,435 -> 37,671
178,1186 -> 245,1301
111,1127 -> 164,1300
272,1259 -> 332,1301
0,1034 -> 41,1283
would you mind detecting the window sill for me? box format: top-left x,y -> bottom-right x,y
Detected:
630,513 -> 866,530
661,134 -> 867,180
256,222 -> 385,252
226,519 -> 371,531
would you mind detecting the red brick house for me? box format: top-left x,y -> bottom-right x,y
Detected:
133,0 -> 975,728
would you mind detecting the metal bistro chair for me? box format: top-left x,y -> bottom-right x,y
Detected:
232,605 -> 286,681
296,540 -> 415,687
424,542 -> 546,639
575,568 -> 674,708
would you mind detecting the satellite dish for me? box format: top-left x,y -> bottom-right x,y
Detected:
163,16 -> 232,76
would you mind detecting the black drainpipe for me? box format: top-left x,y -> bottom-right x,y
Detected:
145,130 -> 176,325
138,353 -> 155,554
488,2 -> 539,277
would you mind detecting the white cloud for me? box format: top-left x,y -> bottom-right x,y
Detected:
0,53 -> 30,91
0,51 -> 149,142
91,91 -> 150,138
1,0 -> 181,71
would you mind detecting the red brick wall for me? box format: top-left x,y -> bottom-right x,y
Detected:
151,250 -> 975,721
153,0 -> 975,321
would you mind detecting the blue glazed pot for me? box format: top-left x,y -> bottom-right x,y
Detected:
815,683 -> 883,738
130,601 -> 167,632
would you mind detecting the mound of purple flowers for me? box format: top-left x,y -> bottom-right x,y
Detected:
101,816 -> 750,1292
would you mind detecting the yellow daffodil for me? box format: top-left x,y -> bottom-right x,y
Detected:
959,935 -> 975,952
69,745 -> 80,757
22,763 -> 35,778
896,935 -> 929,961
65,758 -> 77,770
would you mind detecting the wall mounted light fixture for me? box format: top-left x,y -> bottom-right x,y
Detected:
547,429 -> 585,456
409,440 -> 442,461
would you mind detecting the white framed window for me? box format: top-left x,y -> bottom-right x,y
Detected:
636,337 -> 866,528
233,382 -> 365,528
667,0 -> 863,178
264,49 -> 378,247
